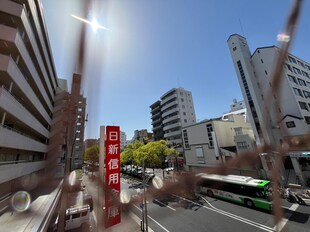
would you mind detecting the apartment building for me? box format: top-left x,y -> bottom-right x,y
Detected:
132,129 -> 153,143
228,34 -> 310,186
150,88 -> 197,154
0,0 -> 59,210
183,114 -> 257,176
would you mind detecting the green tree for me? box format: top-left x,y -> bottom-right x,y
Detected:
120,140 -> 144,171
134,140 -> 179,169
84,145 -> 99,176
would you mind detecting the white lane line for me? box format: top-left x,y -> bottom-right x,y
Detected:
129,210 -> 154,232
133,204 -> 170,232
172,194 -> 275,232
153,199 -> 176,211
199,196 -> 274,231
272,204 -> 299,231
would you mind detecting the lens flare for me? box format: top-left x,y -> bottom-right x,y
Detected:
68,171 -> 76,186
152,175 -> 164,189
277,33 -> 290,42
11,191 -> 31,212
120,189 -> 131,204
21,173 -> 38,190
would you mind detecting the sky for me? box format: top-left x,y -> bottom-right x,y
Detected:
41,0 -> 310,140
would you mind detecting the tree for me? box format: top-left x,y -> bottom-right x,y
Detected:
120,140 -> 144,171
134,140 -> 179,169
84,145 -> 99,176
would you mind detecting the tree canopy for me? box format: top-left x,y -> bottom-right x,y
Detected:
121,140 -> 179,168
84,145 -> 99,165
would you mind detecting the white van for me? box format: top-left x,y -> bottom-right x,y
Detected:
65,205 -> 90,231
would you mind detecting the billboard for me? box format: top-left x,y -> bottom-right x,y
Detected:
104,126 -> 121,228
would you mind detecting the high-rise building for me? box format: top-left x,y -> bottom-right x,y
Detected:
228,34 -> 310,185
150,88 -> 197,154
0,0 -> 59,211
132,129 -> 153,143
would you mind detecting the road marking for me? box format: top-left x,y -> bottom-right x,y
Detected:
272,204 -> 298,232
172,194 -> 275,232
133,204 -> 170,232
153,199 -> 176,211
129,210 -> 154,232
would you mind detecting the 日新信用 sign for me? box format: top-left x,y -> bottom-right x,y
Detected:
104,126 -> 121,228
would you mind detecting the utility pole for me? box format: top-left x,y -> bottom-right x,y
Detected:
142,159 -> 148,232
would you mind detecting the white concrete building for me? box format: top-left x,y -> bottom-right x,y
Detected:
150,88 -> 197,154
183,114 -> 258,176
228,34 -> 310,186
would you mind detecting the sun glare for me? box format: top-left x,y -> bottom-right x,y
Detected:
71,14 -> 110,32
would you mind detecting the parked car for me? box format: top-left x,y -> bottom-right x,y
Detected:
65,205 -> 90,231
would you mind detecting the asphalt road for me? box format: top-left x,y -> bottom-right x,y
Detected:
122,174 -> 310,232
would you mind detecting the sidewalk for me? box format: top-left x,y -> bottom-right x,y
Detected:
82,173 -> 142,232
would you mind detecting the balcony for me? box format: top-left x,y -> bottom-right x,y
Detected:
163,122 -> 181,131
164,130 -> 181,138
0,125 -> 48,153
0,55 -> 51,124
0,160 -> 45,183
161,93 -> 177,105
151,111 -> 161,120
0,24 -> 53,112
151,117 -> 162,125
161,99 -> 178,112
162,107 -> 179,118
162,114 -> 180,124
152,124 -> 163,131
0,86 -> 49,138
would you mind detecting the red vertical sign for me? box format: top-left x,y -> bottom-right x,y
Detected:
104,126 -> 121,228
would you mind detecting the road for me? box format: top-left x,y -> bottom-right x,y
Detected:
122,173 -> 310,232
78,171 -> 310,232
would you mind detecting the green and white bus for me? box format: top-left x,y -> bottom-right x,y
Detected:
196,173 -> 272,210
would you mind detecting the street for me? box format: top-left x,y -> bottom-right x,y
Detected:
73,171 -> 310,232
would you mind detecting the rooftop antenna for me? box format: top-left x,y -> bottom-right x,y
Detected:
239,18 -> 245,36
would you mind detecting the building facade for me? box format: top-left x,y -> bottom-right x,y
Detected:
120,131 -> 127,151
150,88 -> 197,154
0,0 -> 59,210
228,34 -> 310,186
132,129 -> 153,143
183,115 -> 257,175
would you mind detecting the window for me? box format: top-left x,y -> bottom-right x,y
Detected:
181,98 -> 184,102
183,112 -> 186,116
293,88 -> 303,97
184,119 -> 187,123
233,46 -> 237,51
182,130 -> 189,148
195,147 -> 204,158
297,60 -> 305,68
72,213 -> 80,219
286,64 -> 292,72
206,124 -> 214,148
265,70 -> 268,75
305,116 -> 310,124
180,92 -> 183,95
307,82 -> 310,88
288,56 -> 297,63
302,71 -> 309,78
287,75 -> 297,84
261,59 -> 264,63
237,142 -> 248,149
299,101 -> 309,111
303,90 -> 310,98
286,121 -> 296,128
298,78 -> 307,86
306,64 -> 310,71
293,67 -> 301,75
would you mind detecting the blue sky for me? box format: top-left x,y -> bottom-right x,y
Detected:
42,0 -> 310,140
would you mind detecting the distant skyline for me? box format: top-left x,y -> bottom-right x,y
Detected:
42,0 -> 310,139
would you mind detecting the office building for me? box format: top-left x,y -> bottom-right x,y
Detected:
150,88 -> 197,154
228,34 -> 310,185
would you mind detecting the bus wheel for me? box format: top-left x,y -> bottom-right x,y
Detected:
244,199 -> 254,208
206,190 -> 214,197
